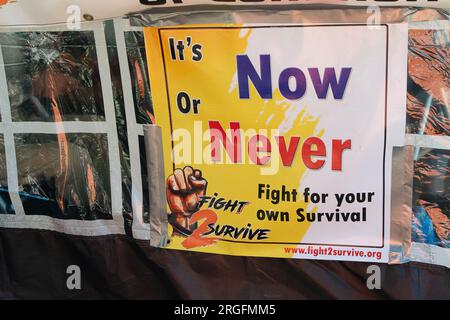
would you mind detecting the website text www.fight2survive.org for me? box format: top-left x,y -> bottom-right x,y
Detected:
284,245 -> 383,260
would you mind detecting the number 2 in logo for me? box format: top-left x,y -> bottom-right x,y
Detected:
181,209 -> 219,249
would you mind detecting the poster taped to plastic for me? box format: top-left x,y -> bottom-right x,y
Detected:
144,23 -> 408,262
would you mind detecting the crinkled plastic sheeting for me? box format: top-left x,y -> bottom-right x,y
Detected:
0,21 -> 155,238
0,5 -> 448,299
407,20 -> 449,266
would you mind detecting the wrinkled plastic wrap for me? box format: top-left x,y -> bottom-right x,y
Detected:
407,24 -> 449,265
0,31 -> 111,219
0,21 -> 155,238
0,135 -> 14,214
412,148 -> 449,247
125,31 -> 154,125
407,29 -> 449,136
14,133 -> 111,220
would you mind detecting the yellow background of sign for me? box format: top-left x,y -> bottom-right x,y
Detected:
145,25 -> 322,258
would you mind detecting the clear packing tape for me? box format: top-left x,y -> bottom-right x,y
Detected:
0,5 -> 447,266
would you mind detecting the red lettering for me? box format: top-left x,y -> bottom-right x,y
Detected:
248,134 -> 271,165
275,136 -> 300,166
301,137 -> 326,169
331,139 -> 351,171
208,121 -> 242,163
204,121 -> 350,171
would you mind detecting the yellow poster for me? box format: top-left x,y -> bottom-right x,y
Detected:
144,23 -> 408,262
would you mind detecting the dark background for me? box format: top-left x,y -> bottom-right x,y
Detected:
0,228 -> 448,299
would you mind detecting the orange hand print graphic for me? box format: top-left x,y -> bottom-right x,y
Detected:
166,166 -> 219,249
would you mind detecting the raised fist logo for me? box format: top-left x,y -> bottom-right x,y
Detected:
166,166 -> 207,235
